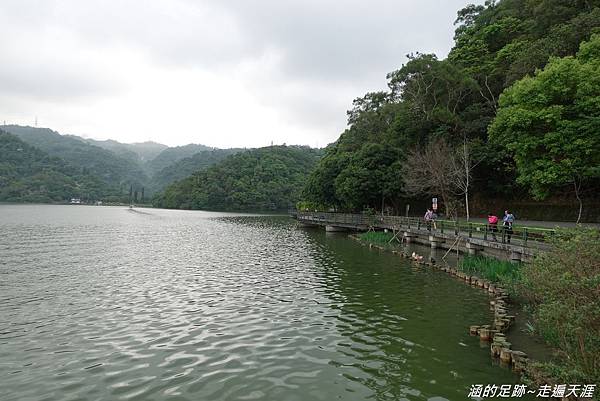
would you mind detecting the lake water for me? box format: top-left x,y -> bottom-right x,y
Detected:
0,205 -> 520,401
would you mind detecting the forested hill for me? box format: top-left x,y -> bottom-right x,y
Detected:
153,146 -> 323,211
85,139 -> 167,163
2,125 -> 149,190
303,0 -> 600,222
147,143 -> 214,174
0,130 -> 117,202
0,125 -> 241,202
150,148 -> 244,192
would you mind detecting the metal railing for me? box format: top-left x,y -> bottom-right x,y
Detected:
294,211 -> 556,248
430,218 -> 555,247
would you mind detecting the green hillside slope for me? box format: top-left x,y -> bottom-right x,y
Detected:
154,146 -> 322,211
2,125 -> 149,191
150,148 -> 243,192
147,143 -> 214,174
0,130 -> 116,202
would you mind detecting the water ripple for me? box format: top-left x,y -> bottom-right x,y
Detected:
0,205 -> 518,401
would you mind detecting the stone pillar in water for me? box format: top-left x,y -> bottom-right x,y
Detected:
325,225 -> 346,232
428,235 -> 443,249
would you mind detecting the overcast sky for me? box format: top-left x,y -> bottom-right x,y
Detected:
1,0 -> 476,148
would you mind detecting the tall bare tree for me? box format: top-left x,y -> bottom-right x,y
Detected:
448,138 -> 482,221
403,138 -> 458,218
404,137 -> 481,220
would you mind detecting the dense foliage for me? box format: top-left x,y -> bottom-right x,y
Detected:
146,143 -> 214,174
490,35 -> 600,221
150,148 -> 243,192
303,0 -> 600,217
3,125 -> 149,192
516,228 -> 600,387
86,139 -> 167,164
0,125 -> 246,201
0,130 -> 117,202
153,146 -> 322,211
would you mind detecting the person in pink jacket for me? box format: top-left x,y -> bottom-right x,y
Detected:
488,212 -> 499,241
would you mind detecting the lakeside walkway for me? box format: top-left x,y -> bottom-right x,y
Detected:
464,217 -> 599,229
291,211 -> 580,262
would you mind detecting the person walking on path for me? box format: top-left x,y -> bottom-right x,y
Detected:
488,212 -> 499,241
503,210 -> 515,244
424,208 -> 434,231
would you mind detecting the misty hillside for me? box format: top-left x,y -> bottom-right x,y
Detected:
0,125 -> 250,202
86,139 -> 167,163
150,148 -> 244,192
0,130 -> 118,202
2,125 -> 149,189
147,143 -> 215,174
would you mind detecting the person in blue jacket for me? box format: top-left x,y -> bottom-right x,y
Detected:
503,210 -> 515,244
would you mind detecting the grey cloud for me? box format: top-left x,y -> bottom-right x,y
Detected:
5,0 -> 470,82
0,0 -> 478,144
181,0 -> 473,86
196,0 -> 475,134
0,1 -> 123,100
0,58 -> 120,101
208,0 -> 473,133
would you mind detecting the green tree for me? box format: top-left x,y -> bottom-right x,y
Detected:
303,0 -> 600,217
334,143 -> 402,212
302,145 -> 347,210
489,35 -> 600,222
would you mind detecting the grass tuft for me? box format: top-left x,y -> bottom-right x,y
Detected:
458,255 -> 520,283
358,231 -> 394,245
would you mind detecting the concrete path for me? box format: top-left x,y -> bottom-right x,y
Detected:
459,217 -> 599,229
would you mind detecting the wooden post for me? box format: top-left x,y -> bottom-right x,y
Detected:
500,348 -> 512,364
479,327 -> 491,341
511,351 -> 528,372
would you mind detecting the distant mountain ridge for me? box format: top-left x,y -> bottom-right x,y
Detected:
0,125 -> 251,202
147,143 -> 216,175
84,138 -> 167,163
2,125 -> 149,190
0,130 -> 118,202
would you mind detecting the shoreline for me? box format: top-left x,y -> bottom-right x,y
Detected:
347,233 -> 543,382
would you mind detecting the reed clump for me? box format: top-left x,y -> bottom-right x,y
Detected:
458,255 -> 520,283
358,231 -> 394,245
